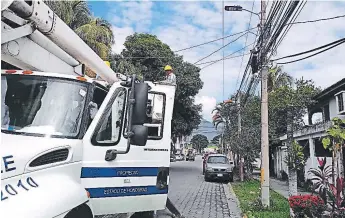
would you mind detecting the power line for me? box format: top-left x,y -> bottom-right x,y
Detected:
277,39 -> 345,64
196,42 -> 254,65
200,53 -> 251,70
270,1 -> 307,57
235,0 -> 255,90
286,14 -> 345,25
198,53 -> 250,66
194,31 -> 251,64
272,37 -> 345,61
222,0 -> 225,101
173,27 -> 258,53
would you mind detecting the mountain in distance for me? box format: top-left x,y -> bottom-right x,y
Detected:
189,118 -> 221,141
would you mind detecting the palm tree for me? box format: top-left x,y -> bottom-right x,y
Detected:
268,65 -> 293,92
45,1 -> 115,77
45,0 -> 91,30
75,18 -> 114,60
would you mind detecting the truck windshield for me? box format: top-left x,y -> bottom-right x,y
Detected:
1,74 -> 89,138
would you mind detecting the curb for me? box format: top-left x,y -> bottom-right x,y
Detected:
223,182 -> 243,218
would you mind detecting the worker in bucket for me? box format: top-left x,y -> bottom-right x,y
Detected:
161,65 -> 176,85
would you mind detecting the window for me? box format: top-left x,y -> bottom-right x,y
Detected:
92,88 -> 126,146
1,74 -> 89,138
207,156 -> 228,164
87,86 -> 108,127
335,91 -> 345,114
123,92 -> 166,140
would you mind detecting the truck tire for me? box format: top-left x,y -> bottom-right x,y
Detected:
131,211 -> 154,218
64,203 -> 93,218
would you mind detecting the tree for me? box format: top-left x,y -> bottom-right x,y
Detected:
75,18 -> 114,60
191,134 -> 209,153
269,77 -> 321,198
45,0 -> 114,77
211,135 -> 221,145
45,0 -> 91,30
212,92 -> 261,180
322,117 -> 345,183
113,33 -> 203,140
268,65 -> 293,93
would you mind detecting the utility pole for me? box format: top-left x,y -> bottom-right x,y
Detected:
238,95 -> 244,182
260,0 -> 270,207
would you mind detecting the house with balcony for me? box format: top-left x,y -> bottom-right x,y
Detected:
272,78 -> 345,183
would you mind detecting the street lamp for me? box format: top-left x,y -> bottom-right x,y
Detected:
224,5 -> 260,18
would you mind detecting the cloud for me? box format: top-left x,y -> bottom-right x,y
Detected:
195,95 -> 217,121
111,26 -> 134,54
102,1 -> 345,121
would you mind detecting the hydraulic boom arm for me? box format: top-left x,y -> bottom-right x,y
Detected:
2,0 -> 119,83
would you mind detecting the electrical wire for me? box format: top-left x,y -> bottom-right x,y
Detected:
200,53 -> 251,70
222,0 -> 225,101
277,39 -> 345,64
235,0 -> 255,90
173,26 -> 258,53
196,42 -> 255,65
194,31 -> 251,64
197,53 -> 251,66
272,37 -> 345,61
270,1 -> 307,57
286,14 -> 345,25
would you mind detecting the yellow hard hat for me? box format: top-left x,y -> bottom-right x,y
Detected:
104,61 -> 110,67
164,65 -> 172,71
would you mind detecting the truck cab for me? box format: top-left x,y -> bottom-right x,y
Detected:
1,69 -> 175,217
1,1 -> 176,217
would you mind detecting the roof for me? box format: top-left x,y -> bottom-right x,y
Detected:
313,78 -> 345,101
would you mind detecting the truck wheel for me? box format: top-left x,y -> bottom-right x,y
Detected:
64,204 -> 93,218
131,211 -> 154,218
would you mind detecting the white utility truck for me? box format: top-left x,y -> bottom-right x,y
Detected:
1,0 -> 175,217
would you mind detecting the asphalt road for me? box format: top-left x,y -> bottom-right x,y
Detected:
156,156 -> 242,218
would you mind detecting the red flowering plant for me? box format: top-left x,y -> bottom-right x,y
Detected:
289,194 -> 326,218
308,157 -> 345,217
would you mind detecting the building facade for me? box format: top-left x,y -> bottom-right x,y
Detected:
272,78 -> 345,182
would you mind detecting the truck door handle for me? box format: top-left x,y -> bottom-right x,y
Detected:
105,149 -> 117,161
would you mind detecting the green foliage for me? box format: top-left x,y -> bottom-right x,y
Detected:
112,33 -> 203,138
308,158 -> 345,217
190,134 -> 209,152
45,0 -> 114,60
284,141 -> 305,171
269,78 -> 321,141
268,66 -> 293,93
211,135 -> 221,145
322,118 -> 345,153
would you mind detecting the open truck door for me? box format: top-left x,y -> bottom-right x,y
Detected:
80,77 -> 175,215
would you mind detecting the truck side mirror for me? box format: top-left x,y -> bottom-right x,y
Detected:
130,125 -> 148,146
131,82 -> 148,125
126,76 -> 149,147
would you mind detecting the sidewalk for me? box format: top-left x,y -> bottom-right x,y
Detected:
254,176 -> 311,199
269,177 -> 312,199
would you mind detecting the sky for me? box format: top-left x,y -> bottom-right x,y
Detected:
88,0 -> 345,121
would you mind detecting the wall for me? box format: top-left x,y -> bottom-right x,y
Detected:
329,97 -> 345,120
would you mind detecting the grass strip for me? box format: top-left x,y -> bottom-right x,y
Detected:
232,180 -> 290,218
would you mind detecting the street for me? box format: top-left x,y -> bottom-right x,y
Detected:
156,156 -> 242,218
